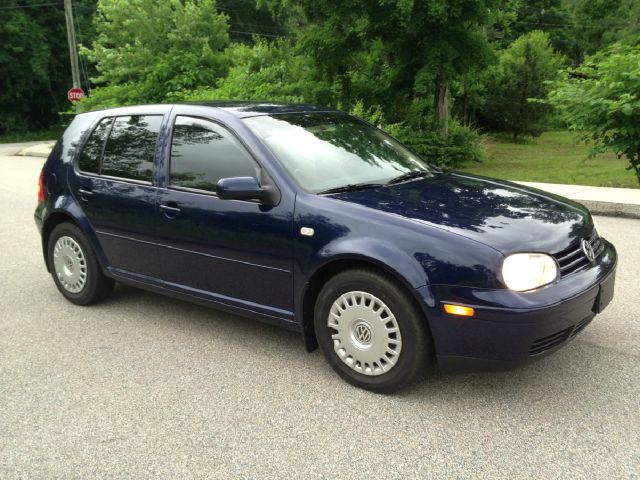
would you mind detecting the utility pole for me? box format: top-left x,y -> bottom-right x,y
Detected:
64,0 -> 81,89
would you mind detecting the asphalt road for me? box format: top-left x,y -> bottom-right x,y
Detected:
1,147 -> 639,479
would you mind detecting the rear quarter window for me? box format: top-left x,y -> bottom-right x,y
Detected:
101,115 -> 163,182
78,117 -> 113,174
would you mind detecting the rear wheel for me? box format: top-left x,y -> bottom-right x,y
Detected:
314,268 -> 431,393
48,223 -> 114,305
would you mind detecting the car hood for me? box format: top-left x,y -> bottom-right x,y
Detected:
329,172 -> 591,254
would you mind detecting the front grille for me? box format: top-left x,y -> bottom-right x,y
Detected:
569,315 -> 594,338
528,327 -> 573,355
528,315 -> 596,356
552,230 -> 603,278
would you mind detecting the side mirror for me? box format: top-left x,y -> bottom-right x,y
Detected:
217,176 -> 270,203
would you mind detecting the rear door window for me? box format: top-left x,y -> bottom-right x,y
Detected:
101,115 -> 163,182
169,116 -> 258,192
78,117 -> 113,174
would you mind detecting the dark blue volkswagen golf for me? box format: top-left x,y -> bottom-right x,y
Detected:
35,102 -> 617,392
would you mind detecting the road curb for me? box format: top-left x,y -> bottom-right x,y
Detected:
514,181 -> 640,220
577,200 -> 640,220
17,143 -> 55,158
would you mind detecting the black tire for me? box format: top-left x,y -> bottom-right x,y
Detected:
47,222 -> 114,305
314,268 -> 431,393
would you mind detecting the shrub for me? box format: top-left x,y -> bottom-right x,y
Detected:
390,121 -> 485,168
350,101 -> 485,169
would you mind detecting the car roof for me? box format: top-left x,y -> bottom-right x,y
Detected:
79,101 -> 340,119
194,101 -> 340,118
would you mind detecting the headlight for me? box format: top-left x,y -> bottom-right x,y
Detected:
502,253 -> 558,291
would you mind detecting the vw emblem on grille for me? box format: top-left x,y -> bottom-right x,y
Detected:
581,238 -> 596,263
354,322 -> 372,344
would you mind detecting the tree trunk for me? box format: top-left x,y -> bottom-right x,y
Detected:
462,80 -> 469,126
434,82 -> 449,136
633,152 -> 640,185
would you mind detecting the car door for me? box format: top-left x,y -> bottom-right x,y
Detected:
69,112 -> 164,279
155,115 -> 294,318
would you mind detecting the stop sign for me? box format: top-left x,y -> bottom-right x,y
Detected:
67,87 -> 85,102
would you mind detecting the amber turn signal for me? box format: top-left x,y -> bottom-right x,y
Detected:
443,304 -> 475,317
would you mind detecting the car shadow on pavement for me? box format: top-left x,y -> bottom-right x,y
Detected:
106,282 -> 301,335
401,338 -> 636,405
104,283 -> 636,408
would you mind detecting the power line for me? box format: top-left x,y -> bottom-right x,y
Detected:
229,22 -> 288,32
513,19 -> 636,29
216,6 -> 245,13
0,2 -> 63,10
228,29 -> 285,39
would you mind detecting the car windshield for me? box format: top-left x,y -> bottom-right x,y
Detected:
243,112 -> 432,193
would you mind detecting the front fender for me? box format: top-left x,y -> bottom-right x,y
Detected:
294,238 -> 437,353
310,237 -> 430,289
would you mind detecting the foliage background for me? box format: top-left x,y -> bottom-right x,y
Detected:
1,0 -> 639,176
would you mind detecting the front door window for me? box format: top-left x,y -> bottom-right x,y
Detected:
170,116 -> 259,192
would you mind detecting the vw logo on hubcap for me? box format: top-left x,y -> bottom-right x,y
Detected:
353,321 -> 373,345
64,256 -> 74,273
581,238 -> 596,263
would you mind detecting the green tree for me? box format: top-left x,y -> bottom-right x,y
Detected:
262,0 -> 515,134
483,30 -> 563,139
217,0 -> 292,42
549,43 -> 640,184
0,5 -> 49,133
565,0 -> 640,62
506,0 -> 577,60
0,0 -> 97,134
78,0 -> 230,109
185,38 -> 329,103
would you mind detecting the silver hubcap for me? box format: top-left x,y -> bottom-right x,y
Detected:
53,236 -> 87,293
328,291 -> 402,376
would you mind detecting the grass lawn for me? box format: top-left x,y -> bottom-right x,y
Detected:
459,131 -> 639,189
0,128 -> 63,144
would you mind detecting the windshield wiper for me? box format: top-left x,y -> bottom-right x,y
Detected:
387,170 -> 431,185
317,182 -> 385,195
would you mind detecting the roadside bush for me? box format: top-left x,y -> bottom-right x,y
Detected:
350,101 -> 484,169
390,121 -> 485,169
73,83 -> 143,111
349,101 -> 385,126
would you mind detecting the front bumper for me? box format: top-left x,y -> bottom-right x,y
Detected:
418,238 -> 617,371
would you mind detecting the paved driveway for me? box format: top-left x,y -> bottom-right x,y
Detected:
1,152 -> 638,479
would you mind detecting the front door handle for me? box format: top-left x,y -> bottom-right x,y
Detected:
77,188 -> 93,201
159,203 -> 181,218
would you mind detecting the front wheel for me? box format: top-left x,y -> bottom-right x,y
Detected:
48,222 -> 114,305
314,269 -> 431,393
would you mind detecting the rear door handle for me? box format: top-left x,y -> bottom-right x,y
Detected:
159,204 -> 181,217
77,188 -> 93,201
